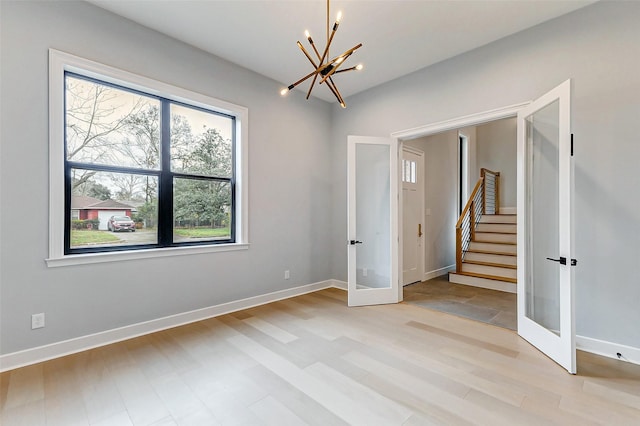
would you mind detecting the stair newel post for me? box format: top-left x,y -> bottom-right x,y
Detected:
456,226 -> 462,273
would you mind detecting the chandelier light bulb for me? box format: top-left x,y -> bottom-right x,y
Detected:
305,30 -> 311,39
336,11 -> 342,23
280,88 -> 289,96
356,64 -> 363,70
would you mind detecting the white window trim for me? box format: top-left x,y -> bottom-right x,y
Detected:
47,49 -> 249,268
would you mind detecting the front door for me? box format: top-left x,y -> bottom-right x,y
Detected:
347,135 -> 400,307
402,147 -> 424,285
517,79 -> 576,373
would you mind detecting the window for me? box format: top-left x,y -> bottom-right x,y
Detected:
48,50 -> 248,266
402,159 -> 416,184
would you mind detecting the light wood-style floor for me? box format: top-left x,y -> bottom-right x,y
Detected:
2,288 -> 639,425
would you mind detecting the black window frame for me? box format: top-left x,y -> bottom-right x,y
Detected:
64,71 -> 236,255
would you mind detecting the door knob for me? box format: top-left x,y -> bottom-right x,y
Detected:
349,240 -> 363,245
418,223 -> 423,237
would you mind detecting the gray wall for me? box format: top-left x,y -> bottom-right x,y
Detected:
0,1 -> 332,355
404,132 -> 458,276
331,1 -> 640,348
476,118 -> 517,208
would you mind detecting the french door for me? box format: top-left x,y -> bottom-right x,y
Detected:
347,136 -> 400,307
517,79 -> 576,374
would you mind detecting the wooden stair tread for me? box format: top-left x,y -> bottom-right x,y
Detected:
466,249 -> 516,256
462,260 -> 517,269
471,240 -> 516,246
475,230 -> 517,235
454,271 -> 517,284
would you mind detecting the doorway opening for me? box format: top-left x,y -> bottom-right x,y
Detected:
398,112 -> 519,330
458,133 -> 469,216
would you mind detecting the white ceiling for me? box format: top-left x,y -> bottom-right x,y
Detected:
89,0 -> 596,103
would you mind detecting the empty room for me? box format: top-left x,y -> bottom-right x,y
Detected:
1,1 -> 639,425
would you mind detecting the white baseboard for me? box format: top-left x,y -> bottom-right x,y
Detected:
331,279 -> 347,290
577,335 -> 640,366
4,279 -> 636,371
499,207 -> 517,215
423,264 -> 455,282
0,279 -> 341,372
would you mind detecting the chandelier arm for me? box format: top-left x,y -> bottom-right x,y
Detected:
308,38 -> 323,62
319,22 -> 340,68
297,41 -> 318,68
334,66 -> 357,74
324,78 -> 345,107
306,73 -> 320,99
327,43 -> 362,64
327,77 -> 346,106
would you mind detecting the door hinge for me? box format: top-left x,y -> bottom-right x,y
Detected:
571,133 -> 574,156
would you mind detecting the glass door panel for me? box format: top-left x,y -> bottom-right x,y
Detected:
356,143 -> 392,289
527,99 -> 561,335
517,79 -> 575,374
348,136 -> 399,307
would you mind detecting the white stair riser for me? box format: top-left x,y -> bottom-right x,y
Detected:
476,223 -> 517,234
479,215 -> 517,224
474,232 -> 517,244
449,273 -> 517,293
461,263 -> 517,279
468,242 -> 517,255
464,252 -> 517,266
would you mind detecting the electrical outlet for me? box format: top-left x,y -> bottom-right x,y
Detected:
284,270 -> 290,280
32,313 -> 45,329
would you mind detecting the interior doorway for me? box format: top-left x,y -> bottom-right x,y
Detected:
458,133 -> 469,216
397,111 -> 519,330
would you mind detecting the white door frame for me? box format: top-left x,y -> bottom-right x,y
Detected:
400,145 -> 425,285
391,102 -> 529,284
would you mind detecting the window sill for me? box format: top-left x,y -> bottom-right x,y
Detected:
45,243 -> 250,268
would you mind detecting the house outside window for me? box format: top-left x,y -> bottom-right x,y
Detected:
48,50 -> 248,266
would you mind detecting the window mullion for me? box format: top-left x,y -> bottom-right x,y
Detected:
158,99 -> 173,246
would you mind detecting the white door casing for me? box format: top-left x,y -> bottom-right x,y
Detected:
347,135 -> 400,307
401,146 -> 424,285
517,79 -> 576,374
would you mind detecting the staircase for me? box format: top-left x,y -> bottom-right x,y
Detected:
449,214 -> 517,293
449,168 -> 517,293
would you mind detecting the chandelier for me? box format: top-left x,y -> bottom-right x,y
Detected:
280,0 -> 363,108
